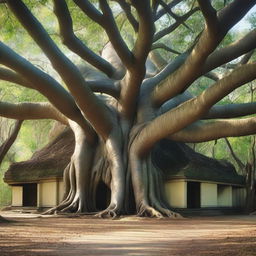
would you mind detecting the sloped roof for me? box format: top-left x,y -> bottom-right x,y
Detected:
152,139 -> 245,185
4,128 -> 74,184
4,129 -> 245,186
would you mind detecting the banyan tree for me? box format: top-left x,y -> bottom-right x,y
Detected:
0,0 -> 256,217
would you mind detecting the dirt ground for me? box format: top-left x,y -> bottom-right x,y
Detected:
0,211 -> 256,256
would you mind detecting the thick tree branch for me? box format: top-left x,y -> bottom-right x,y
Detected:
0,42 -> 91,132
87,80 -> 120,99
132,1 -> 154,64
197,0 -> 217,28
159,91 -> 193,114
99,0 -> 134,69
73,0 -> 103,25
0,101 -> 68,124
0,67 -> 33,89
152,12 -> 218,105
203,29 -> 256,74
142,52 -> 188,94
205,102 -> 256,119
115,0 -> 139,32
7,0 -> 112,140
75,0 -> 133,69
117,1 -> 154,119
136,62 -> 256,156
0,120 -> 22,165
152,0 -> 256,107
218,0 -> 256,35
53,0 -> 115,78
167,117 -> 256,143
101,42 -> 126,79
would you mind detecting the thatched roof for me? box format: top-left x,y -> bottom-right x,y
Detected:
4,128 -> 74,184
153,139 -> 244,185
4,128 -> 244,186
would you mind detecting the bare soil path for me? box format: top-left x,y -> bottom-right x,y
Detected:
0,211 -> 256,256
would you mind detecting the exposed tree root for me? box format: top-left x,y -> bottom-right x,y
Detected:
44,122 -> 183,219
137,204 -> 181,218
129,125 -> 182,219
137,204 -> 164,218
95,204 -> 120,219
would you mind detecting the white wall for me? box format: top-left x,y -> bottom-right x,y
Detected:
165,180 -> 187,208
201,183 -> 217,207
39,181 -> 58,207
58,180 -> 64,204
218,185 -> 232,207
12,186 -> 23,207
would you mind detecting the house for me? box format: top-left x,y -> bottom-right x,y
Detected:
4,128 -> 246,212
4,128 -> 74,209
152,139 -> 246,211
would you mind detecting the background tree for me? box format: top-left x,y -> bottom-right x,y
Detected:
222,81 -> 256,214
0,118 -> 22,222
0,0 -> 256,218
195,65 -> 256,213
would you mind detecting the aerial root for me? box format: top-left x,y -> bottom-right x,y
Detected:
134,157 -> 183,219
95,204 -> 120,219
61,199 -> 78,213
42,159 -> 91,215
138,205 -> 163,218
96,209 -> 117,219
137,203 -> 182,219
152,205 -> 181,218
43,196 -> 74,215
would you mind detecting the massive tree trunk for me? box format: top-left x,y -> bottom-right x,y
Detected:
0,0 -> 256,217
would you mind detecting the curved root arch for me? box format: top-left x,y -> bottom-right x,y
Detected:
45,123 -> 181,218
44,137 -> 116,214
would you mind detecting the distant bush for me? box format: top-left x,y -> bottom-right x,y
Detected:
0,166 -> 11,207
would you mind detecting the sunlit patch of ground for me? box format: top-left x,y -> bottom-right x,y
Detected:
0,211 -> 256,256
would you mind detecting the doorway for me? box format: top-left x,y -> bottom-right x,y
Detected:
187,182 -> 201,208
23,183 -> 37,207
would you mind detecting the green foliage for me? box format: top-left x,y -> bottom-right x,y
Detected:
0,81 -> 48,103
0,162 -> 11,207
247,12 -> 256,28
0,0 -> 255,189
16,120 -> 53,161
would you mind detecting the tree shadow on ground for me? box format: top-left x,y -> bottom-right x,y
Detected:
0,234 -> 255,256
